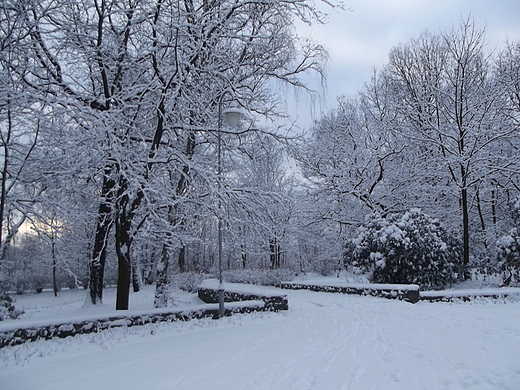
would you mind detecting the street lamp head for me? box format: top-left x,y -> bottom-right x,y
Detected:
223,102 -> 243,129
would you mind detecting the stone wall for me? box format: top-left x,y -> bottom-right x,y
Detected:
197,287 -> 289,311
0,302 -> 265,349
280,282 -> 420,303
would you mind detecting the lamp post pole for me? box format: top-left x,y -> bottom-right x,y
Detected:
217,90 -> 242,319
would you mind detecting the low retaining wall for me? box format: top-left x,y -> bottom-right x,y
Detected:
420,288 -> 520,302
0,301 -> 265,349
280,282 -> 420,303
198,283 -> 289,311
280,281 -> 520,304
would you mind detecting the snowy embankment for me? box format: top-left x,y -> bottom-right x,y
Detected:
1,281 -> 520,389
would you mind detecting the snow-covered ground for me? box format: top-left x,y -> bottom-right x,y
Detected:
1,279 -> 520,390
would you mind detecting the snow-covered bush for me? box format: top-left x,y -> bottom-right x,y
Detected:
496,228 -> 520,284
223,268 -> 295,286
0,294 -> 24,321
495,197 -> 520,285
314,258 -> 341,276
173,272 -> 205,293
344,209 -> 463,289
512,197 -> 520,227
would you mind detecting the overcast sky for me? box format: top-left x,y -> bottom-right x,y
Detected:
292,0 -> 520,127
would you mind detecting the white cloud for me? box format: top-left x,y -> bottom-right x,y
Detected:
297,0 -> 520,104
289,0 -> 520,130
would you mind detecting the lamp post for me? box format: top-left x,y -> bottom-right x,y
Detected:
217,91 -> 242,319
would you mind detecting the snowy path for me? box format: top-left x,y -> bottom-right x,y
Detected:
1,289 -> 520,390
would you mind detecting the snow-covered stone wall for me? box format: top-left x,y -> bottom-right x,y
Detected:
197,283 -> 289,312
280,281 -> 421,303
0,301 -> 266,349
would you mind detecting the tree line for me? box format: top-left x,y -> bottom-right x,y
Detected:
0,0 -> 331,308
2,9 -> 519,309
298,19 -> 520,283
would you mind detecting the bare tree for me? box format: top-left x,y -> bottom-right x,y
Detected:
386,20 -> 515,269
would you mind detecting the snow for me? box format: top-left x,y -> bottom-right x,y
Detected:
1,281 -> 520,389
285,276 -> 420,291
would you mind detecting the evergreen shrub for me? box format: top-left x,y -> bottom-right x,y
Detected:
496,229 -> 520,284
496,197 -> 520,285
0,294 -> 24,321
344,209 -> 463,289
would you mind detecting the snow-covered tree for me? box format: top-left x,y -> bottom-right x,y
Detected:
225,134 -> 296,270
0,0 -> 43,261
292,92 -> 404,270
385,20 -> 517,268
295,20 -> 520,279
4,0 -> 335,309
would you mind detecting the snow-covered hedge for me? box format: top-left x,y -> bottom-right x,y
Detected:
344,209 -> 463,289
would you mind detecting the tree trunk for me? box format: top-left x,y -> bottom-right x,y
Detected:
491,187 -> 498,228
114,172 -> 142,310
458,156 -> 470,273
475,188 -> 488,251
178,244 -> 186,273
270,237 -> 281,269
52,241 -> 58,297
132,259 -> 141,292
461,186 -> 470,272
154,240 -> 171,308
115,198 -> 132,310
116,251 -> 131,310
88,168 -> 116,305
144,249 -> 157,285
0,106 -> 10,257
